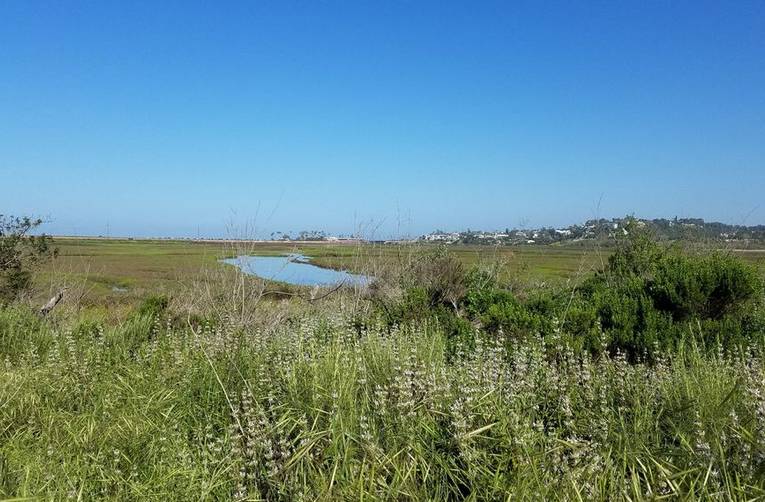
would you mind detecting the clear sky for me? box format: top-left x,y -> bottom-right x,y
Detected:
1,1 -> 764,238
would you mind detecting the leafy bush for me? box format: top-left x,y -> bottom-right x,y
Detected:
575,224 -> 763,357
465,286 -> 540,335
0,215 -> 56,303
136,294 -> 169,318
404,247 -> 468,311
586,276 -> 673,357
650,253 -> 760,321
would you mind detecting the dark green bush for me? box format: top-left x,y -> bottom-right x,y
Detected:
465,286 -> 540,335
649,253 -> 760,321
0,215 -> 56,303
136,294 -> 169,318
378,286 -> 430,326
591,278 -> 672,357
577,225 -> 763,358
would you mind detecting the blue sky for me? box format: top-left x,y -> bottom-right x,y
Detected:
1,1 -> 764,238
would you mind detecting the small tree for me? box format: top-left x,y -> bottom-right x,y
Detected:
0,215 -> 56,303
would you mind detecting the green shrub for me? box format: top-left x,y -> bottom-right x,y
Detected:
136,294 -> 169,318
0,215 -> 56,303
378,286 -> 430,327
649,253 -> 760,321
604,220 -> 664,278
580,227 -> 763,357
465,287 -> 539,335
558,298 -> 602,353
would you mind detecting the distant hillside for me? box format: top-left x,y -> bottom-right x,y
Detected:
420,217 -> 765,246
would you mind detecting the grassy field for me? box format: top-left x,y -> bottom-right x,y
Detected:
39,238 -> 765,309
37,239 -> 590,306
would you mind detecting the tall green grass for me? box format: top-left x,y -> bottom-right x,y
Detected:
1,305 -> 764,500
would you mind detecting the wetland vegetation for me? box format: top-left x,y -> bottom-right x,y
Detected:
2,217 -> 765,499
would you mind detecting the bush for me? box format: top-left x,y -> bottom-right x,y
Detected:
465,286 -> 540,335
0,215 -> 56,303
406,247 -> 468,311
650,253 -> 760,321
589,277 -> 673,357
577,225 -> 763,358
136,294 -> 169,318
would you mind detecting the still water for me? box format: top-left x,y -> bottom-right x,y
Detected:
221,254 -> 370,287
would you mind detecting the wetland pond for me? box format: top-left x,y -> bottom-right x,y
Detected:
221,254 -> 370,287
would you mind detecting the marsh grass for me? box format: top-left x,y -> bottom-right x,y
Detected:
36,238 -> 765,316
1,302 -> 764,500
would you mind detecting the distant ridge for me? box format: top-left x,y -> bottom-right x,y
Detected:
420,217 -> 765,245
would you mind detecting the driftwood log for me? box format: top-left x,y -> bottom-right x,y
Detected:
39,287 -> 68,316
